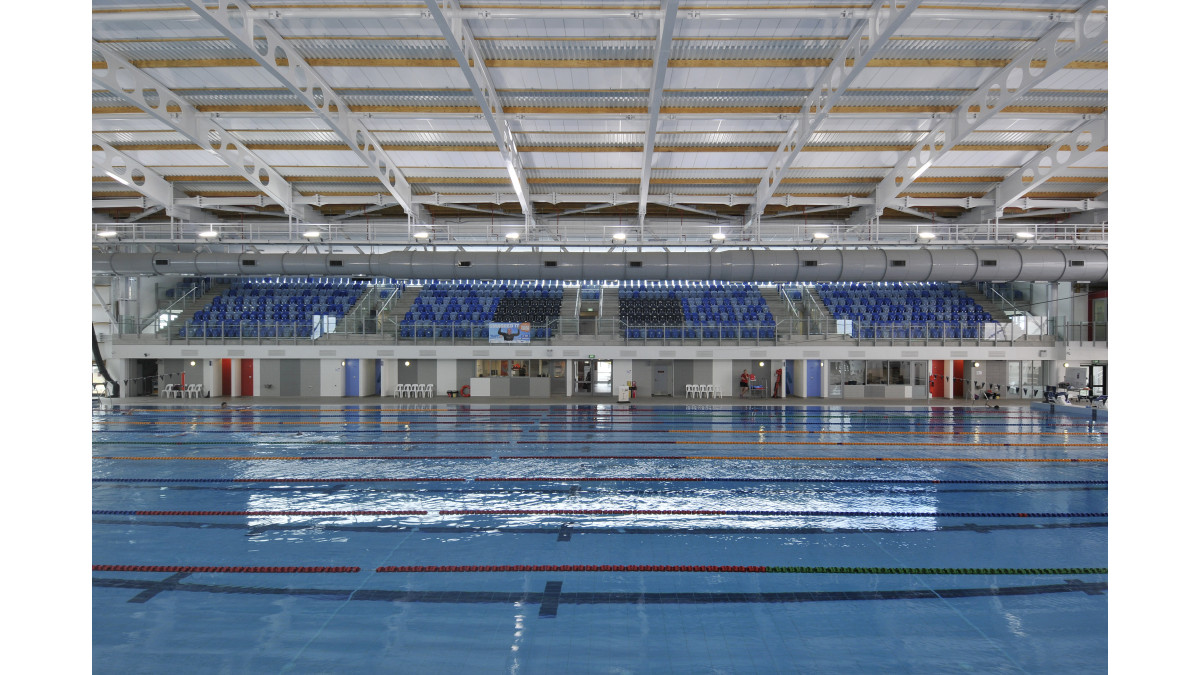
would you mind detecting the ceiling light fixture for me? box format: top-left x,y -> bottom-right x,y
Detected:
711,232 -> 726,241
302,230 -> 322,239
198,230 -> 220,238
812,232 -> 829,240
96,230 -> 119,238
612,231 -> 626,242
1015,231 -> 1035,239
414,231 -> 431,240
505,232 -> 521,241
917,231 -> 936,239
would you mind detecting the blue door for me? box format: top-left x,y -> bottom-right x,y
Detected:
806,360 -> 822,397
374,359 -> 382,396
344,359 -> 360,397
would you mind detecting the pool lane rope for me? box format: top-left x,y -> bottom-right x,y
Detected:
92,564 -> 1106,576
93,509 -> 1106,518
373,564 -> 1107,575
92,565 -> 358,573
93,477 -> 1108,485
93,455 -> 1108,463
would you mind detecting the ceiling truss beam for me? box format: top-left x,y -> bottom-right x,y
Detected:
871,0 -> 1108,214
748,0 -> 920,223
92,137 -> 178,215
91,41 -> 303,217
637,0 -> 681,230
992,116 -> 1107,216
422,0 -> 535,228
178,0 -> 417,217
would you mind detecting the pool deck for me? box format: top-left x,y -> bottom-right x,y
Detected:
98,394 -> 1091,410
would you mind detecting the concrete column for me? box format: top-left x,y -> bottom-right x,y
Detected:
771,359 -> 788,398
565,358 -> 573,397
229,359 -> 242,397
712,359 -> 733,398
358,359 -> 374,397
319,359 -> 344,397
203,358 -> 220,398
380,359 -> 399,397
252,359 -> 262,396
436,359 -> 457,394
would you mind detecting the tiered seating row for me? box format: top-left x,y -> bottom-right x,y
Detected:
617,281 -> 775,339
178,277 -> 366,338
814,282 -> 993,339
399,280 -> 564,339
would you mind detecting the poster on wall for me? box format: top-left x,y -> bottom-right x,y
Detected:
489,322 -> 530,344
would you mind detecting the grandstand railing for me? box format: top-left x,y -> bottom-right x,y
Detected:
148,316 -> 1073,347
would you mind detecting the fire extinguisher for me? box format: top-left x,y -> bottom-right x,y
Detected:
773,369 -> 783,398
629,380 -> 637,399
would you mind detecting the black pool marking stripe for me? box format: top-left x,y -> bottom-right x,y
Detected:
127,571 -> 191,603
92,577 -> 1107,606
557,524 -> 572,542
539,581 -> 564,617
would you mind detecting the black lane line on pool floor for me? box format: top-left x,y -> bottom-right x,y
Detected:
127,571 -> 191,604
539,581 -> 564,617
93,577 -> 1107,607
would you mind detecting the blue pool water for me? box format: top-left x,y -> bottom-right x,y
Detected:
93,404 -> 1107,674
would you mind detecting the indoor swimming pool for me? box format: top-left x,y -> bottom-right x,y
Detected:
92,404 -> 1108,674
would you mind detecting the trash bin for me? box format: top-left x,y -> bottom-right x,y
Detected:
618,386 -> 631,403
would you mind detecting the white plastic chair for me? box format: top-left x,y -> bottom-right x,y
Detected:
685,384 -> 697,398
713,385 -> 723,398
701,384 -> 714,399
392,384 -> 403,398
160,384 -> 175,399
422,384 -> 434,398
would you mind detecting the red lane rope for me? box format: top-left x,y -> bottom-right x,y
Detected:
92,565 -> 360,573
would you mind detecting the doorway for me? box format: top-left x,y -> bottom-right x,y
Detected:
652,363 -> 672,396
1088,363 -> 1106,397
575,360 -> 613,395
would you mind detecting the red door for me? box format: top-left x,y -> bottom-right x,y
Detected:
221,358 -> 232,396
930,361 -> 945,398
952,360 -> 964,398
240,359 -> 254,397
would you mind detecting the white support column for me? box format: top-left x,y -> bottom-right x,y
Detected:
380,359 -> 399,398
565,358 -> 573,398
358,359 -> 375,397
437,359 -> 458,397
252,359 -> 263,397
203,359 -> 221,398
712,359 -> 733,398
230,360 -> 242,398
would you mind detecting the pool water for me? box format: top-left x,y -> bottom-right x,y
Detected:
93,403 -> 1107,674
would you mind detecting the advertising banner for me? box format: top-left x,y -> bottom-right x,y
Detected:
489,322 -> 530,344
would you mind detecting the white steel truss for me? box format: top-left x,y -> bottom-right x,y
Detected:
992,116 -> 1107,217
423,0 -> 535,228
637,0 -> 681,232
870,0 -> 1108,215
92,137 -> 178,215
92,41 -> 303,217
747,0 -> 920,226
178,0 -> 417,217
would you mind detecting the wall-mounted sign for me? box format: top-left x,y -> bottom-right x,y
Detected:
489,322 -> 530,344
